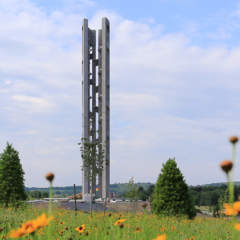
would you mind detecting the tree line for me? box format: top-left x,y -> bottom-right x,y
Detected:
25,183 -> 234,205
188,184 -> 240,207
122,180 -> 235,208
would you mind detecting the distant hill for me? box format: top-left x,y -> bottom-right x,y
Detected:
26,181 -> 236,197
189,181 -> 240,187
25,182 -> 153,197
203,181 -> 240,187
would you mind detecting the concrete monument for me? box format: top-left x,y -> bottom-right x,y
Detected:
82,18 -> 110,201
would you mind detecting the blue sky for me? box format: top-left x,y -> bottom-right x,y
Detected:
1,0 -> 240,187
34,0 -> 240,47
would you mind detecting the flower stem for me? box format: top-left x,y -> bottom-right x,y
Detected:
230,144 -> 237,204
49,182 -> 53,215
232,144 -> 237,164
228,173 -> 234,204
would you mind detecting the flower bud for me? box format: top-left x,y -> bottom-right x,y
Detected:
45,172 -> 54,182
119,223 -> 124,228
142,202 -> 148,209
229,136 -> 239,144
220,160 -> 233,174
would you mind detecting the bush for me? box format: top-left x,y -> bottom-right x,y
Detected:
151,158 -> 196,219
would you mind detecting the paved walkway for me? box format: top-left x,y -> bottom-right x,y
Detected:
59,201 -> 108,213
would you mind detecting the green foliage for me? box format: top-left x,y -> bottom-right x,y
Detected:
124,177 -> 138,200
136,185 -> 154,201
151,158 -> 196,219
213,204 -> 220,217
28,191 -> 49,199
79,138 -> 104,184
145,184 -> 155,201
188,184 -> 235,208
137,186 -> 147,201
0,143 -> 27,207
217,187 -> 229,217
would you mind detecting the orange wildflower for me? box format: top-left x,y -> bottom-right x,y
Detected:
234,201 -> 240,212
114,219 -> 126,226
235,223 -> 240,231
9,228 -> 25,238
224,202 -> 240,216
75,224 -> 86,233
224,204 -> 237,216
34,213 -> 53,228
9,214 -> 53,238
153,234 -> 167,240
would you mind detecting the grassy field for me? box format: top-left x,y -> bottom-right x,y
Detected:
0,204 -> 237,240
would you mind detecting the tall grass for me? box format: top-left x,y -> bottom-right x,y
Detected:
0,205 -> 235,239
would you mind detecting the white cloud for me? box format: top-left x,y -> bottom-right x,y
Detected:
12,95 -> 55,112
112,93 -> 162,111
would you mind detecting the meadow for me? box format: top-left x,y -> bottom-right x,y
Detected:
0,136 -> 239,239
0,204 -> 236,240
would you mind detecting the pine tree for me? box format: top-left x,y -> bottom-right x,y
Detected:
0,143 -> 27,207
151,158 -> 196,219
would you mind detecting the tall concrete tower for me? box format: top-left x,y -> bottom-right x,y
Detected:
82,18 -> 110,200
